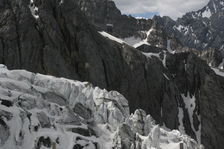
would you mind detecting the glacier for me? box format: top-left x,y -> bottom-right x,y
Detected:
0,64 -> 202,149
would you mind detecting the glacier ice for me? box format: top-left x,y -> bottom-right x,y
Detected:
0,65 -> 201,149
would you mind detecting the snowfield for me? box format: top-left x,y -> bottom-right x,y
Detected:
0,65 -> 201,149
212,67 -> 224,77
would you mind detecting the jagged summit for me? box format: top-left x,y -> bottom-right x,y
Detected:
182,0 -> 224,19
169,0 -> 223,49
76,0 -> 152,38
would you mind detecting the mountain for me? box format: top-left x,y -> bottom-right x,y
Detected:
153,0 -> 224,67
0,0 -> 224,149
77,0 -> 224,68
0,65 -> 200,149
174,0 -> 224,50
76,0 -> 152,38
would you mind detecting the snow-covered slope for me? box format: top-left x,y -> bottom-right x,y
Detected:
212,67 -> 224,77
0,65 -> 200,149
99,31 -> 126,45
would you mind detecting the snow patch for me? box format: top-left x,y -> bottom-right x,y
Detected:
99,31 -> 126,44
218,59 -> 224,70
59,0 -> 64,5
174,25 -> 189,35
135,17 -> 147,20
181,93 -> 201,143
221,1 -> 224,6
146,28 -> 154,37
213,1 -> 217,13
133,41 -> 150,48
29,0 -> 39,19
132,27 -> 157,48
167,40 -> 175,54
212,68 -> 224,77
162,52 -> 167,68
123,36 -> 142,46
178,107 -> 185,134
202,7 -> 212,18
163,73 -> 170,80
141,52 -> 160,59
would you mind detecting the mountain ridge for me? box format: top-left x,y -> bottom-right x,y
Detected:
0,0 -> 224,148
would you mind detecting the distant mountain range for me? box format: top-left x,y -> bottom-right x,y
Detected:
77,0 -> 224,68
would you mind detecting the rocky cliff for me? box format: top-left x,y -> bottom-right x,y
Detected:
77,0 -> 224,68
0,0 -> 224,149
76,0 -> 152,38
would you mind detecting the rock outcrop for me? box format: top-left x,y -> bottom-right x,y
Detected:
76,0 -> 152,38
165,52 -> 224,149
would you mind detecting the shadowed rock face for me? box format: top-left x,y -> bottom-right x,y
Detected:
76,0 -> 152,38
0,0 -> 177,127
166,52 -> 224,148
0,0 -> 224,149
75,0 -> 224,68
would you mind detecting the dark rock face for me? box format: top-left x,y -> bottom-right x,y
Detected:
199,48 -> 224,67
70,127 -> 95,137
137,44 -> 164,53
0,0 -> 177,129
146,21 -> 168,49
166,52 -> 224,149
37,136 -> 52,149
0,99 -> 13,107
73,144 -> 84,149
0,0 -> 224,149
76,0 -> 152,38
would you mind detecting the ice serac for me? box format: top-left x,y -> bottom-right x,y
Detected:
0,65 -> 199,149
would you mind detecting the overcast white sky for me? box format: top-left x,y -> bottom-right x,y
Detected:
113,0 -> 210,20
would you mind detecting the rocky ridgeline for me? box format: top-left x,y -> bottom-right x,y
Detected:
140,19 -> 224,68
152,0 -> 224,67
0,65 -> 200,149
76,0 -> 224,68
76,0 -> 152,38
